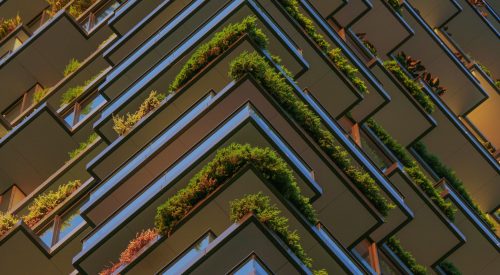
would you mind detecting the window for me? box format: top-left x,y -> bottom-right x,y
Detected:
38,201 -> 85,247
82,1 -> 121,32
160,232 -> 215,275
230,254 -> 271,275
63,91 -> 106,127
2,84 -> 44,124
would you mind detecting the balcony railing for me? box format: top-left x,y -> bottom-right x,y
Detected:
81,0 -> 121,33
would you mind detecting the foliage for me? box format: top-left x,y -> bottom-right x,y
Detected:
22,180 -> 82,227
367,120 -> 456,220
33,88 -> 50,104
68,0 -> 97,18
387,0 -> 402,13
0,212 -> 19,237
276,0 -> 368,94
155,143 -> 317,235
0,14 -> 21,41
383,60 -> 435,113
99,229 -> 159,275
63,58 -> 82,77
60,72 -> 100,107
356,33 -> 377,56
495,79 -> 500,89
112,91 -> 165,136
440,261 -> 461,275
229,51 -> 394,216
168,16 -> 268,93
396,52 -> 446,96
386,237 -> 427,275
413,142 -> 495,230
68,133 -> 98,160
45,0 -> 71,16
230,193 -> 319,271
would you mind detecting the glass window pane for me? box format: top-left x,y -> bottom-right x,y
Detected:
39,222 -> 55,247
162,233 -> 214,275
64,107 -> 76,126
94,2 -> 120,27
78,93 -> 105,122
233,257 -> 270,275
57,207 -> 84,243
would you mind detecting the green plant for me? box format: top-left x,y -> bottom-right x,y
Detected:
45,0 -> 71,16
384,60 -> 435,113
0,212 -> 19,237
495,79 -> 500,89
155,143 -> 317,235
396,52 -> 446,96
356,33 -> 377,56
68,0 -> 97,18
0,14 -> 21,41
230,193 -> 326,275
229,51 -> 394,216
167,16 -> 268,93
413,142 -> 495,231
100,229 -> 159,275
386,237 -> 427,275
59,72 -> 100,107
63,58 -> 81,77
440,261 -> 461,275
367,120 -> 456,220
68,133 -> 98,160
276,0 -> 369,94
387,0 -> 402,13
22,180 -> 82,227
33,88 -> 50,104
112,91 -> 166,135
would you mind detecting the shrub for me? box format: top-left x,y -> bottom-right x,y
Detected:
367,119 -> 456,220
384,60 -> 435,113
387,0 -> 402,13
155,143 -> 317,235
68,0 -> 97,18
440,261 -> 461,275
413,142 -> 495,231
230,193 -> 315,267
33,88 -> 50,104
100,229 -> 159,275
112,91 -> 166,136
386,237 -> 427,275
0,212 -> 19,237
356,33 -> 378,56
68,133 -> 98,160
0,14 -> 21,41
60,72 -> 100,107
45,0 -> 71,16
167,16 -> 268,93
63,58 -> 81,77
22,180 -> 82,227
229,51 -> 394,216
396,52 -> 446,96
276,0 -> 368,94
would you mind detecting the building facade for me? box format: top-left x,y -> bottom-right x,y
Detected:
0,0 -> 498,274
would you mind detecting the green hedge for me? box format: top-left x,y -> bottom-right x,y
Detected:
167,16 -> 268,93
155,143 -> 317,235
366,119 -> 456,220
230,193 -> 326,274
440,261 -> 461,275
413,142 -> 495,231
386,237 -> 427,275
229,51 -> 394,216
384,60 -> 435,114
277,0 -> 368,94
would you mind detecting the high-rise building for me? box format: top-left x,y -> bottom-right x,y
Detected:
0,0 -> 498,274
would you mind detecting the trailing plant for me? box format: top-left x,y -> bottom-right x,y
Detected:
167,16 -> 268,93
0,212 -> 19,237
386,237 -> 427,275
387,0 -> 402,13
0,14 -> 21,41
63,58 -> 82,77
112,91 -> 166,136
60,71 -> 101,107
68,133 -> 98,160
440,261 -> 461,275
366,119 -> 456,220
356,33 -> 377,56
276,0 -> 368,94
397,52 -> 446,96
230,193 -> 326,274
99,229 -> 159,275
155,143 -> 317,235
229,51 -> 394,216
413,142 -> 495,230
383,60 -> 435,113
22,180 -> 82,227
